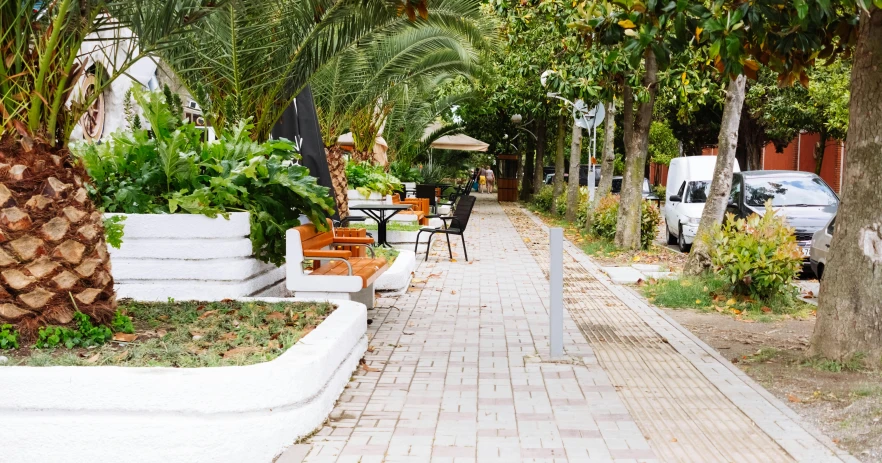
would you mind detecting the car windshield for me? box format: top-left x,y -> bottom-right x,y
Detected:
744,177 -> 838,207
685,181 -> 711,203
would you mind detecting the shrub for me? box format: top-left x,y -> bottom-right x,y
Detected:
704,204 -> 803,299
587,195 -> 660,250
75,87 -> 334,266
0,324 -> 19,349
35,312 -> 112,349
531,185 -> 555,213
653,185 -> 666,201
589,195 -> 619,240
345,161 -> 403,198
111,310 -> 135,334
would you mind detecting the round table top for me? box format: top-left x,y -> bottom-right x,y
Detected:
349,204 -> 413,211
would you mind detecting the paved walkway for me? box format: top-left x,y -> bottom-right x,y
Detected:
293,194 -> 853,463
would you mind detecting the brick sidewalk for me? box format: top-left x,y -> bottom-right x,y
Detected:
294,194 -> 852,463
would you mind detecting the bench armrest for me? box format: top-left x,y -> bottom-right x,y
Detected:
331,241 -> 376,258
307,256 -> 353,275
333,236 -> 374,245
304,249 -> 352,259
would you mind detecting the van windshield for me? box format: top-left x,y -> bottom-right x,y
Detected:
744,177 -> 838,207
685,181 -> 711,203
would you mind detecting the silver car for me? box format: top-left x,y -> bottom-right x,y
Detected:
810,216 -> 835,279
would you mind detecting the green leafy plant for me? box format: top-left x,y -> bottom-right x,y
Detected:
389,160 -> 424,183
0,324 -> 19,349
588,195 -> 659,250
103,216 -> 126,250
704,204 -> 803,299
345,161 -> 403,198
111,310 -> 135,334
35,313 -> 112,349
531,185 -> 555,213
74,88 -> 335,265
418,165 -> 449,184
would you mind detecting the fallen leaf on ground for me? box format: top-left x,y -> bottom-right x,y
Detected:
366,345 -> 376,353
804,290 -> 815,298
787,394 -> 801,403
362,363 -> 380,372
114,350 -> 130,362
411,278 -> 427,284
198,310 -> 218,319
695,299 -> 702,304
112,333 -> 137,342
450,258 -> 457,262
451,290 -> 457,294
725,298 -> 736,306
761,306 -> 772,313
220,332 -> 237,341
671,438 -> 678,443
223,346 -> 260,358
265,312 -> 286,322
680,280 -> 692,287
85,353 -> 101,364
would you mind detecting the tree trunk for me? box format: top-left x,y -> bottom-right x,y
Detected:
552,115 -> 566,211
565,121 -> 583,221
684,75 -> 748,275
739,106 -> 764,171
615,50 -> 658,250
0,139 -> 115,336
326,145 -> 350,219
810,8 -> 882,364
520,124 -> 535,201
533,117 -> 547,194
586,100 -> 616,232
814,126 -> 828,175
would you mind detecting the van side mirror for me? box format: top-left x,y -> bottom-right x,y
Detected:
727,198 -> 737,208
669,194 -> 682,202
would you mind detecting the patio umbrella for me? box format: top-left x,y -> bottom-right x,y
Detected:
422,122 -> 488,151
271,86 -> 339,218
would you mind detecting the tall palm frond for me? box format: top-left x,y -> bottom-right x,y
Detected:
310,0 -> 496,149
0,0 -> 222,145
384,85 -> 472,164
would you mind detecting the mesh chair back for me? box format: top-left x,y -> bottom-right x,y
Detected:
450,195 -> 476,231
415,184 -> 437,207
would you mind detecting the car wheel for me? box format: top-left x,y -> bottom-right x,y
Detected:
816,263 -> 824,280
678,225 -> 691,253
666,221 -> 677,245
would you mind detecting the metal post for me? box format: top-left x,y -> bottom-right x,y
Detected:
549,227 -> 564,358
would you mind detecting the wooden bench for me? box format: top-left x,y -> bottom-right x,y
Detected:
286,219 -> 388,308
391,196 -> 430,225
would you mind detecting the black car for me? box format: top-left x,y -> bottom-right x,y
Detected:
611,176 -> 660,203
726,171 -> 839,260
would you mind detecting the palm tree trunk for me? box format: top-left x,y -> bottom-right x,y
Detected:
326,145 -> 350,219
0,139 -> 115,335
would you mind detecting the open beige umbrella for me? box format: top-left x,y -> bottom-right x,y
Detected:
422,122 -> 488,151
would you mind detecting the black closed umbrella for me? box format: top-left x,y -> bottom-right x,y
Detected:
271,85 -> 338,219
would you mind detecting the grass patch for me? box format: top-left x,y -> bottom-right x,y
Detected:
372,246 -> 399,265
2,300 -> 334,367
642,273 -> 814,320
852,385 -> 882,398
350,221 -> 422,232
802,353 -> 868,373
743,348 -> 781,364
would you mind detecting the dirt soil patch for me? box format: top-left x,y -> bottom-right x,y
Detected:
1,299 -> 334,368
664,308 -> 882,461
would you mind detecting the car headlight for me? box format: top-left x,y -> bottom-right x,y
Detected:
685,217 -> 701,225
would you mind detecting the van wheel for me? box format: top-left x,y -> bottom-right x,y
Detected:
667,223 -> 677,245
678,225 -> 691,253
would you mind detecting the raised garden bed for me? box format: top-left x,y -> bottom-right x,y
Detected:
107,212 -> 286,301
0,297 -> 367,463
1,299 -> 333,367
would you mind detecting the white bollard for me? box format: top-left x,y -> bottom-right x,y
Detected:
550,227 -> 564,358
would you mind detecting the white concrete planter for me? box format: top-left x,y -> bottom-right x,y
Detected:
347,190 -> 392,218
0,298 -> 367,463
106,212 -> 286,301
375,250 -> 416,291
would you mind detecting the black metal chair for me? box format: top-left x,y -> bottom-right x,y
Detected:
415,195 -> 476,261
415,184 -> 437,212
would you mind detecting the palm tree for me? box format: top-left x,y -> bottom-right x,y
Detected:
0,0 -> 220,332
310,1 -> 495,215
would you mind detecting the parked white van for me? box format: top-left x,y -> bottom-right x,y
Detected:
664,156 -> 741,252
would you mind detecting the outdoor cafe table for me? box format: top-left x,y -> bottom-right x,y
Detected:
349,204 -> 413,247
